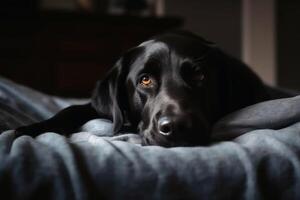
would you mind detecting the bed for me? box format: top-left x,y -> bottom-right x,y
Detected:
0,76 -> 300,200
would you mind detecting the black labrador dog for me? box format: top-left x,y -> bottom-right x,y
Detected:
16,31 -> 272,147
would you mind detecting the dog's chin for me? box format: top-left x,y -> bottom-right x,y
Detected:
140,130 -> 173,147
141,137 -> 176,147
140,130 -> 210,147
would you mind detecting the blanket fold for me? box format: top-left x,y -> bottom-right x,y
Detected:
1,121 -> 300,199
1,77 -> 300,199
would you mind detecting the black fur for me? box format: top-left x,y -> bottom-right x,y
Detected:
16,31 -> 272,147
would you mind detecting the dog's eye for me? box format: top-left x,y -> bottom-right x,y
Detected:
191,69 -> 205,87
140,75 -> 153,87
192,67 -> 205,81
193,73 -> 205,81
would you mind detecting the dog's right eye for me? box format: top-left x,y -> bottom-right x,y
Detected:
139,75 -> 153,87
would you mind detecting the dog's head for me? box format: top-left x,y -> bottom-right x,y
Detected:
92,31 -> 269,147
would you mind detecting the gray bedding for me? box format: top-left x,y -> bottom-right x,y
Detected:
0,76 -> 300,199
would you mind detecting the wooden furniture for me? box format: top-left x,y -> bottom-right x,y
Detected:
0,11 -> 182,97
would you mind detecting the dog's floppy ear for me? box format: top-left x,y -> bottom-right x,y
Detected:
91,58 -> 128,134
91,47 -> 142,134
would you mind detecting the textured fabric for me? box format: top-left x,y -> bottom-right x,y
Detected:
0,76 -> 87,131
212,95 -> 300,140
1,77 -> 300,199
0,121 -> 300,200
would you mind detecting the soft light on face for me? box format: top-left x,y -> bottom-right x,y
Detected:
125,40 -> 213,147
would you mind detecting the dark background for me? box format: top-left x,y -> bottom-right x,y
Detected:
0,0 -> 299,97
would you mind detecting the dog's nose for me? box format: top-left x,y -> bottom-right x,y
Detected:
158,117 -> 173,136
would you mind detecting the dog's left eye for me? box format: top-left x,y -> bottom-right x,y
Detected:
192,67 -> 205,81
192,73 -> 205,82
139,75 -> 153,87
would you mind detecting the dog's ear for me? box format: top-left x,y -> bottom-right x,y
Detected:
91,47 -> 142,134
91,58 -> 128,134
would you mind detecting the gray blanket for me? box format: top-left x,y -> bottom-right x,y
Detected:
1,77 -> 300,199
